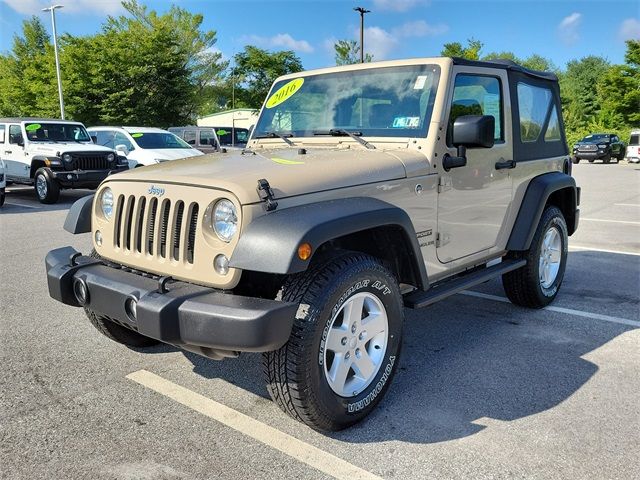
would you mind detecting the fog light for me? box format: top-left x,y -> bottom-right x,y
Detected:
125,297 -> 138,322
214,254 -> 229,275
67,174 -> 73,180
95,230 -> 103,246
73,279 -> 89,305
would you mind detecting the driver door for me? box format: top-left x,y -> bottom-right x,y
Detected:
436,68 -> 513,263
5,124 -> 29,180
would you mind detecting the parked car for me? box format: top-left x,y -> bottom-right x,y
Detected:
0,118 -> 126,203
572,133 -> 625,163
0,158 -> 5,207
46,57 -> 579,431
88,126 -> 203,168
211,126 -> 250,148
624,130 -> 639,163
168,126 -> 221,154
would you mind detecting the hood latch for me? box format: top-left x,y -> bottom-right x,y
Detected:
257,178 -> 278,212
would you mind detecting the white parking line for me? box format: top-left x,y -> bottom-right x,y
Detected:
581,218 -> 640,226
127,370 -> 382,480
569,245 -> 640,257
614,203 -> 640,207
459,290 -> 640,328
4,202 -> 41,209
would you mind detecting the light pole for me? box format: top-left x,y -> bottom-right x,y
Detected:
354,7 -> 371,63
42,4 -> 65,119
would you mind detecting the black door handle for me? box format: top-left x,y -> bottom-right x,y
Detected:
495,159 -> 516,170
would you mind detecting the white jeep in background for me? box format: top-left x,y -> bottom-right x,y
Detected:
0,118 -> 126,204
87,126 -> 204,169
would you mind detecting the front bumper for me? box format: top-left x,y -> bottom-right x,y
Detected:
574,151 -> 607,160
50,167 -> 127,188
45,247 -> 296,354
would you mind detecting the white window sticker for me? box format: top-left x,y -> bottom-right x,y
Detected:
392,116 -> 420,128
414,75 -> 427,90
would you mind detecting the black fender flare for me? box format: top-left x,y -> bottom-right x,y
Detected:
63,194 -> 94,234
230,197 -> 428,289
506,172 -> 578,251
30,156 -> 54,177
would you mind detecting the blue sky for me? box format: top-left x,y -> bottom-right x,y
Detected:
1,0 -> 638,70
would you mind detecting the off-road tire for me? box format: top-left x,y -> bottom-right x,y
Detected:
263,252 -> 404,431
603,153 -> 611,164
0,188 -> 5,207
84,249 -> 159,348
502,206 -> 568,308
588,159 -> 595,163
571,157 -> 580,164
34,168 -> 60,204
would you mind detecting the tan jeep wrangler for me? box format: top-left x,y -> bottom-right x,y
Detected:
46,57 -> 579,431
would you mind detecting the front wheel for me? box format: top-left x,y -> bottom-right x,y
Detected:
263,253 -> 404,431
603,154 -> 611,164
502,206 -> 568,308
0,188 -> 5,207
34,168 -> 60,204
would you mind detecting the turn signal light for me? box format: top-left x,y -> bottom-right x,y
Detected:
298,242 -> 312,261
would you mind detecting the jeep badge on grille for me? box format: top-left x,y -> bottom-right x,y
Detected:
148,185 -> 165,196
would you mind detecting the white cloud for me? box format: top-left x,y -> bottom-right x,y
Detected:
362,26 -> 399,60
558,12 -> 582,45
372,0 -> 425,12
4,0 -> 124,15
241,33 -> 314,53
392,20 -> 448,38
619,18 -> 640,41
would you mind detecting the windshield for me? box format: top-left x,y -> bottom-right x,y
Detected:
214,127 -> 249,146
629,134 -> 639,146
129,132 -> 192,149
581,134 -> 610,143
24,122 -> 91,142
254,64 -> 441,139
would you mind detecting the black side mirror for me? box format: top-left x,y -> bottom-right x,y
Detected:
16,134 -> 24,147
443,115 -> 495,171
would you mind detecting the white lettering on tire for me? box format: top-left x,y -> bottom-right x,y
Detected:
347,355 -> 396,413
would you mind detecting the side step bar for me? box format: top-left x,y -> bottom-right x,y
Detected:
403,259 -> 526,309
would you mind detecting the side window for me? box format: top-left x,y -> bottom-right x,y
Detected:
199,130 -> 215,146
0,125 -> 5,143
183,130 -> 196,145
9,125 -> 22,144
448,74 -> 503,143
517,83 -> 552,142
96,131 -> 115,149
612,136 -> 619,143
544,105 -> 561,142
114,132 -> 133,150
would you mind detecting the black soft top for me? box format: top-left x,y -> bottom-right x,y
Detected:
451,57 -> 558,82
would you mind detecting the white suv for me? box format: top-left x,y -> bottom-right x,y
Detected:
87,127 -> 203,168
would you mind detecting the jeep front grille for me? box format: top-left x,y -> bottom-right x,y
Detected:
578,145 -> 597,152
72,153 -> 111,170
113,194 -> 199,264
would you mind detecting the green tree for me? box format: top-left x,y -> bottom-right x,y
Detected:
0,17 -> 60,117
560,55 -> 610,133
62,0 -> 225,126
231,46 -> 303,108
334,39 -> 373,65
441,38 -> 483,60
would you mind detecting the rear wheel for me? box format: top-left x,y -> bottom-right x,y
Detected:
34,168 -> 60,204
263,253 -> 404,431
502,206 -> 568,308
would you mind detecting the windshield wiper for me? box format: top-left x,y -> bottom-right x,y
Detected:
313,129 -> 376,150
254,131 -> 295,146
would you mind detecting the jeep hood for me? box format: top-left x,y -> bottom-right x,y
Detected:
30,143 -> 114,154
106,147 -> 415,205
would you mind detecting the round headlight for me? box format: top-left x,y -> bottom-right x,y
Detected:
107,153 -> 115,162
213,199 -> 237,242
63,153 -> 72,163
100,187 -> 114,219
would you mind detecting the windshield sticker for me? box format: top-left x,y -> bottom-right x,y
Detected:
392,117 -> 420,128
131,133 -> 143,138
414,76 -> 427,90
216,129 -> 228,136
265,78 -> 304,109
271,157 -> 305,165
25,123 -> 41,131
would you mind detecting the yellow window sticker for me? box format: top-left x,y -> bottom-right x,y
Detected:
216,130 -> 227,136
25,123 -> 41,131
265,78 -> 304,109
131,133 -> 143,138
271,157 -> 305,165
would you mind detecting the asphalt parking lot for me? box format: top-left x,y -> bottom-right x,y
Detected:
1,162 -> 639,480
